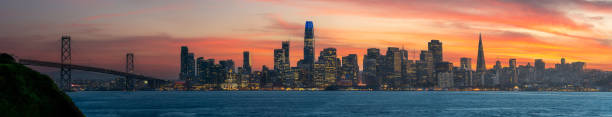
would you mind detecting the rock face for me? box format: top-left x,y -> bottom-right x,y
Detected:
0,53 -> 85,117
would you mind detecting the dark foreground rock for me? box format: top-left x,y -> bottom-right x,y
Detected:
0,53 -> 84,117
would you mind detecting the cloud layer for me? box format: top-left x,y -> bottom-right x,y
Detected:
1,0 -> 611,80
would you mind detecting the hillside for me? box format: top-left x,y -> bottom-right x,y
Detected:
0,53 -> 84,117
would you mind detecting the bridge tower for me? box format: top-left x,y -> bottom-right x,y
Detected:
126,53 -> 134,73
60,34 -> 72,91
125,53 -> 135,91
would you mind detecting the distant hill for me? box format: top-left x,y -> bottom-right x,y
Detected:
0,53 -> 84,117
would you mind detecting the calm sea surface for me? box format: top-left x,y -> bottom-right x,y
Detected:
67,91 -> 612,117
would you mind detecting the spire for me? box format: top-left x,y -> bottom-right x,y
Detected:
476,32 -> 486,72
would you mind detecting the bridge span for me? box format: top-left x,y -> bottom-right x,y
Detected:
18,59 -> 170,89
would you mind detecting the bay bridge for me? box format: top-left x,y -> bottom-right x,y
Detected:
15,35 -> 170,91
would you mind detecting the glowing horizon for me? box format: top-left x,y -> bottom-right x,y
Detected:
1,0 -> 611,79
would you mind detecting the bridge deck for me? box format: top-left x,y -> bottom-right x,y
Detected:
19,59 -> 168,82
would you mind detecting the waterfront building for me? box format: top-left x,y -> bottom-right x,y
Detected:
341,54 -> 359,87
315,48 -> 340,88
437,72 -> 454,88
384,47 -> 402,88
363,48 -> 381,89
418,50 -> 435,87
180,46 -> 196,82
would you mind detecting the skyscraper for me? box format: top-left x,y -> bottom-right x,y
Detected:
301,21 -> 315,87
460,57 -> 472,70
180,46 -> 188,80
419,50 -> 435,86
509,58 -> 518,84
363,48 -> 381,89
274,49 -> 286,71
419,50 -> 434,75
186,53 -> 195,81
180,46 -> 195,82
476,33 -> 487,72
196,57 -> 204,81
342,54 -> 359,86
534,59 -> 545,81
315,48 -> 340,88
472,34 -> 487,86
428,40 -> 443,65
385,47 -> 402,88
282,41 -> 290,66
304,21 -> 315,66
243,51 -> 252,73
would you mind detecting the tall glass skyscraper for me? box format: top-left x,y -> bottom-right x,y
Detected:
180,46 -> 195,82
304,21 -> 314,66
243,51 -> 251,73
282,41 -> 290,66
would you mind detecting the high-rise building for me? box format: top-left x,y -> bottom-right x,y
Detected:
180,46 -> 196,82
419,50 -> 435,86
342,54 -> 359,86
494,60 -> 502,70
460,57 -> 472,70
400,48 -> 416,86
243,51 -> 252,73
197,58 -> 216,84
534,59 -> 545,81
315,48 -> 340,88
304,21 -> 315,66
196,57 -> 204,82
274,49 -> 286,71
385,47 -> 402,88
476,33 -> 487,72
301,21 -> 315,87
437,72 -> 454,88
187,53 -> 195,80
363,48 -> 381,89
509,58 -> 518,84
419,50 -> 434,74
428,40 -> 443,65
386,47 -> 402,73
180,46 -> 189,80
219,60 -> 236,89
282,41 -> 290,65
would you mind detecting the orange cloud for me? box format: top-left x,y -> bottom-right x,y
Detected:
81,3 -> 192,21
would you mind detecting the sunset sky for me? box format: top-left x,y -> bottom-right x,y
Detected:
1,0 -> 611,80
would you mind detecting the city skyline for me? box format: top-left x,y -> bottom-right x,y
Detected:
167,21 -> 595,91
2,0 -> 612,79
